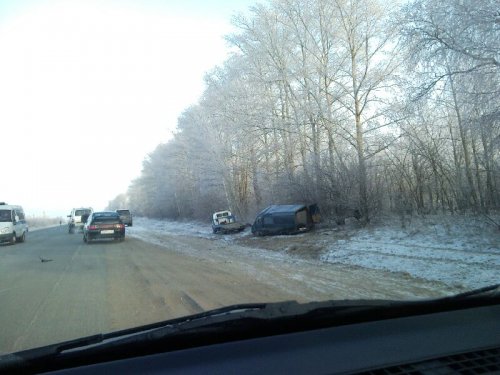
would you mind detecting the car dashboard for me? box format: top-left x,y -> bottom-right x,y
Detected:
42,303 -> 500,374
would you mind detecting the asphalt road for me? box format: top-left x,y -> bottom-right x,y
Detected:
0,225 -> 459,355
0,226 -> 302,354
0,226 -> 110,354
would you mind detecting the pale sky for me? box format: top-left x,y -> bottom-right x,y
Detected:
0,0 -> 256,217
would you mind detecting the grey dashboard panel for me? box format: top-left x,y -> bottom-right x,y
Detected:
51,304 -> 500,374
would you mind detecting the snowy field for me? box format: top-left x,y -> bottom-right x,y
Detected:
127,215 -> 499,291
319,215 -> 499,290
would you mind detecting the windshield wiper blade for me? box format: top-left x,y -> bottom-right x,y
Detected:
5,304 -> 267,354
0,303 -> 269,373
59,303 -> 268,352
57,284 -> 500,353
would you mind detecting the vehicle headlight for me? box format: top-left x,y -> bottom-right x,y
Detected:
0,227 -> 10,234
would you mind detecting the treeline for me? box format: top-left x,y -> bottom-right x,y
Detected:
111,0 -> 500,223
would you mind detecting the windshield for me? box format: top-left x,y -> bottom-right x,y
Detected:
92,215 -> 120,223
75,209 -> 92,216
0,210 -> 12,222
0,0 -> 498,358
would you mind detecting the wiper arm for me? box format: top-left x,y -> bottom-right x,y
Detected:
59,303 -> 268,352
0,303 -> 267,373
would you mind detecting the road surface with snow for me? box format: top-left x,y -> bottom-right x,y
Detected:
1,215 -> 497,354
129,215 -> 499,291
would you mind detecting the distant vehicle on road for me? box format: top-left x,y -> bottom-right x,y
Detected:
212,210 -> 245,234
116,209 -> 133,226
0,203 -> 28,245
68,207 -> 93,234
251,204 -> 317,236
83,211 -> 125,243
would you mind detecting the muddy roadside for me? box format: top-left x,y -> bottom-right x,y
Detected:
128,225 -> 464,300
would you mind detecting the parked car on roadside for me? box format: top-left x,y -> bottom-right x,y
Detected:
116,209 -> 133,226
251,205 -> 316,236
0,202 -> 28,245
83,211 -> 125,243
211,210 -> 245,234
68,207 -> 93,233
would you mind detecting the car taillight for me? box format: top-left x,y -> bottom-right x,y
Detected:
89,225 -> 97,230
115,224 -> 124,229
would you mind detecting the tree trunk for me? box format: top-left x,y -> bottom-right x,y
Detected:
448,72 -> 478,210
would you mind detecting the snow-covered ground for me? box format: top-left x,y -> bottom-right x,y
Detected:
127,215 -> 499,291
319,215 -> 499,290
127,217 -> 287,262
129,218 -> 215,239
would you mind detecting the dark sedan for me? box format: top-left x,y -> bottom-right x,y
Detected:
83,211 -> 125,243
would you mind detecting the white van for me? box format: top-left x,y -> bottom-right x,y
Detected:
0,203 -> 28,245
68,207 -> 93,233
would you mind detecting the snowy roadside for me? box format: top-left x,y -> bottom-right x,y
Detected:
126,217 -> 288,263
127,215 -> 499,291
319,215 -> 499,290
128,218 -> 214,240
